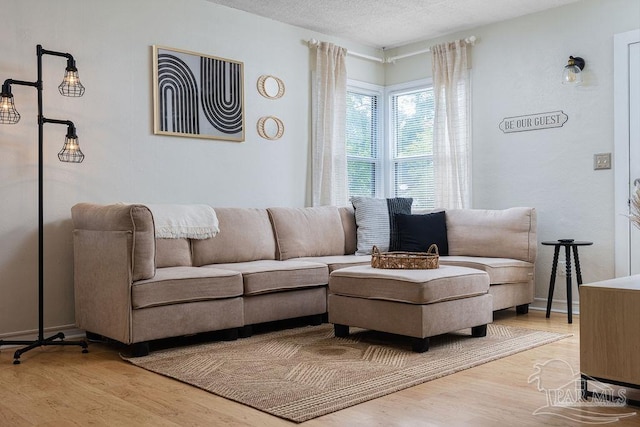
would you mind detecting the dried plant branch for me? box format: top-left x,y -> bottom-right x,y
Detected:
631,184 -> 640,230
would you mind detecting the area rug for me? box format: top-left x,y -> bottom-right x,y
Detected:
124,324 -> 569,423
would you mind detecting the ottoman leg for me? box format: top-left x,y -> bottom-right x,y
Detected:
471,324 -> 487,337
334,324 -> 349,337
412,337 -> 430,353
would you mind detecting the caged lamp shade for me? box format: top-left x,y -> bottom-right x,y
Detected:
58,133 -> 85,163
58,122 -> 84,163
58,59 -> 85,97
0,84 -> 21,124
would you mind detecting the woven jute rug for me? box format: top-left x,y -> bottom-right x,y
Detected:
124,323 -> 568,423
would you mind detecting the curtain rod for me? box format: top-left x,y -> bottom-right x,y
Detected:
307,39 -> 384,63
307,36 -> 476,64
385,36 -> 477,63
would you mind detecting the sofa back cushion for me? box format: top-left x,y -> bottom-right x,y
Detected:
445,207 -> 537,263
267,206 -> 345,260
338,206 -> 358,255
192,208 -> 276,265
71,203 -> 155,281
155,238 -> 192,267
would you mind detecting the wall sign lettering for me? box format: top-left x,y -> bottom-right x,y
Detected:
499,110 -> 568,133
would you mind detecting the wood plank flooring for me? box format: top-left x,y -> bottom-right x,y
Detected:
1,310 -> 638,426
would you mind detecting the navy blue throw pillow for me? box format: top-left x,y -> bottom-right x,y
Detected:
391,211 -> 449,255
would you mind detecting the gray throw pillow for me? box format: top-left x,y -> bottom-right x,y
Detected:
351,196 -> 413,255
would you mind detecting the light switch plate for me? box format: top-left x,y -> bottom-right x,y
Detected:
594,153 -> 611,170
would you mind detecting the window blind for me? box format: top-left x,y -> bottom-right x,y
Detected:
346,90 -> 379,198
391,87 -> 435,209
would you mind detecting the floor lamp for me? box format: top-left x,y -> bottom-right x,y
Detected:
0,45 -> 89,364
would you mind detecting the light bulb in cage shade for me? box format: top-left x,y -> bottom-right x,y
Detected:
58,134 -> 85,163
0,86 -> 21,124
58,65 -> 85,97
562,56 -> 585,85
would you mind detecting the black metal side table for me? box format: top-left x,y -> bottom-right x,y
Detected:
541,239 -> 593,324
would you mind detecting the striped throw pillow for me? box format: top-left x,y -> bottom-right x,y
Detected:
351,197 -> 413,255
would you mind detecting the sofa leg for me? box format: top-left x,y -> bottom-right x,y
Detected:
412,337 -> 430,353
309,314 -> 323,326
129,342 -> 150,357
516,304 -> 529,315
471,324 -> 487,337
239,325 -> 253,338
222,328 -> 239,341
334,324 -> 349,337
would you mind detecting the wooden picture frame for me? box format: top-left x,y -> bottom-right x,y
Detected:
152,45 -> 244,142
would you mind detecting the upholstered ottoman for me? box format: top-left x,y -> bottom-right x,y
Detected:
328,265 -> 492,352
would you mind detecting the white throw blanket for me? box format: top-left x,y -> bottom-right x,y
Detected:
145,204 -> 219,239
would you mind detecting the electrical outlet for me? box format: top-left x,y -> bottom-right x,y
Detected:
594,153 -> 611,170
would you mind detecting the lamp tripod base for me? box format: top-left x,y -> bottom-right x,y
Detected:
0,333 -> 88,364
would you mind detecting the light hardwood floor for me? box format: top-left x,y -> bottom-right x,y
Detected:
0,310 -> 638,426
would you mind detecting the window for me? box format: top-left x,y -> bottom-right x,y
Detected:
390,84 -> 435,209
345,84 -> 381,198
346,80 -> 434,209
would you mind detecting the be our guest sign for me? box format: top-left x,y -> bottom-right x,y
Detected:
499,110 -> 568,133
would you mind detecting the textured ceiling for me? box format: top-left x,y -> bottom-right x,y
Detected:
206,0 -> 582,48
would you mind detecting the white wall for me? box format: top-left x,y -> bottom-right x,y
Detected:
385,0 -> 640,312
0,0 -> 382,336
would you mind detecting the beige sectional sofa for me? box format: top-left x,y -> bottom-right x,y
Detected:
70,203 -> 536,355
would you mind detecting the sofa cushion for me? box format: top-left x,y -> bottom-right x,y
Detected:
71,203 -> 155,281
329,265 -> 489,305
295,255 -> 371,272
132,267 -> 243,309
439,256 -> 534,284
191,208 -> 276,266
155,238 -> 192,267
445,207 -> 537,263
392,211 -> 449,255
211,260 -> 328,296
351,197 -> 413,255
267,206 -> 345,260
338,206 -> 357,255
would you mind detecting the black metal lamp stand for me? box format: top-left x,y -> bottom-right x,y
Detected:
0,45 -> 88,364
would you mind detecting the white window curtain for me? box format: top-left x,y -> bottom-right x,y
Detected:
431,39 -> 471,209
311,42 -> 348,206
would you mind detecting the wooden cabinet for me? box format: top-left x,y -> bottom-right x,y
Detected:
580,275 -> 640,387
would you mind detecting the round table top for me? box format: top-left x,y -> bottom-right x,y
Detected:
541,240 -> 593,246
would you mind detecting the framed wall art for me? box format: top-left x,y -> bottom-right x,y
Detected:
152,45 -> 244,142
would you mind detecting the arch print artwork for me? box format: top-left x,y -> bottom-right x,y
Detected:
153,45 -> 244,142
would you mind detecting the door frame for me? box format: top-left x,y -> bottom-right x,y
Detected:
614,29 -> 640,277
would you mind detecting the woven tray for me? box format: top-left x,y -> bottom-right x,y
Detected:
371,244 -> 439,269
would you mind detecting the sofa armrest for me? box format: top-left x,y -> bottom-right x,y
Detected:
71,203 -> 156,281
73,229 -> 134,344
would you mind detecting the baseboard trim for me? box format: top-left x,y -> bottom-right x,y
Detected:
530,297 -> 580,314
0,325 -> 85,349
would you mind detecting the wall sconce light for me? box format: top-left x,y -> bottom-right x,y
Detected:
562,56 -> 585,85
0,44 -> 89,364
